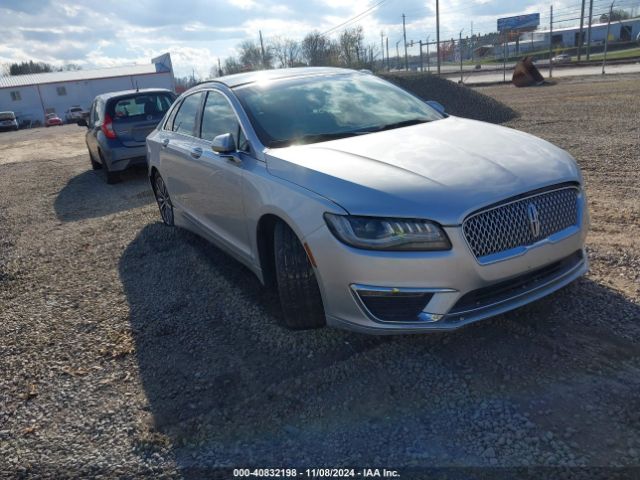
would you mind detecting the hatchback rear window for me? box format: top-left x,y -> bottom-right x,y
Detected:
110,93 -> 174,120
0,112 -> 16,120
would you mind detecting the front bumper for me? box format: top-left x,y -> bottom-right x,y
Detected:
305,200 -> 589,334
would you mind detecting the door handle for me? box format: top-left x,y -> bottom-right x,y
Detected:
190,147 -> 203,159
161,138 -> 170,148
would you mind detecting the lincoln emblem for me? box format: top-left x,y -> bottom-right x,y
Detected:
527,203 -> 541,238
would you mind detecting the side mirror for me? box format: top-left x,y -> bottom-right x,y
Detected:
77,118 -> 88,127
212,133 -> 236,155
426,100 -> 446,115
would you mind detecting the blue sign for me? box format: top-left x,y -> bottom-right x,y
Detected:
497,13 -> 540,32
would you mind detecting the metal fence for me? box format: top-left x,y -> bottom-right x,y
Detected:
381,0 -> 640,83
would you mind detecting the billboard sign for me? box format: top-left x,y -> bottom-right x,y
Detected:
497,13 -> 540,32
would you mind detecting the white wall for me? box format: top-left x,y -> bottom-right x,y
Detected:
0,85 -> 42,125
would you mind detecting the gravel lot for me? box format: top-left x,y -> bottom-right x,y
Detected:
1,75 -> 639,479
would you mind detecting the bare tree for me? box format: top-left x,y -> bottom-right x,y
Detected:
223,56 -> 244,75
302,31 -> 336,66
238,39 -> 272,70
338,26 -> 364,67
270,36 -> 301,68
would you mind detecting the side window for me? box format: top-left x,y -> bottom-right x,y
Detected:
172,92 -> 203,136
200,91 -> 240,144
91,101 -> 99,125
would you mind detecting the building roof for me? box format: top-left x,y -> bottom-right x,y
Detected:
0,57 -> 171,89
207,67 -> 355,88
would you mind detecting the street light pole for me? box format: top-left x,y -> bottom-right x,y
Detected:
402,14 -> 409,71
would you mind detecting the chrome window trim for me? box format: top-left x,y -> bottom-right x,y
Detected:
462,185 -> 583,266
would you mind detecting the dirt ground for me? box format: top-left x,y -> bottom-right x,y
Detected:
1,75 -> 639,479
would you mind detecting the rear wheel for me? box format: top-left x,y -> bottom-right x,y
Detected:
89,150 -> 102,170
152,172 -> 174,226
273,221 -> 325,330
100,151 -> 120,184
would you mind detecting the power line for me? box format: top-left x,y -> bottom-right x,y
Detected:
320,0 -> 392,37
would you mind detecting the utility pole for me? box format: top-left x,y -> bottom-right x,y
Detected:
602,2 -> 614,74
426,36 -> 431,73
402,14 -> 409,71
380,31 -> 385,71
436,0 -> 441,74
459,31 -> 464,83
419,40 -> 424,72
577,0 -> 586,61
259,30 -> 267,68
549,5 -> 554,78
217,58 -> 222,77
396,40 -> 401,70
586,0 -> 594,60
386,37 -> 390,70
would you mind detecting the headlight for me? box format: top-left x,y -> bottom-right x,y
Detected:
324,213 -> 451,251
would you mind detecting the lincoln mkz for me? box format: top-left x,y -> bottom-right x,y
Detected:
146,68 -> 589,334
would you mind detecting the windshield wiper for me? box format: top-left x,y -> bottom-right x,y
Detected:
363,118 -> 430,133
268,131 -> 366,148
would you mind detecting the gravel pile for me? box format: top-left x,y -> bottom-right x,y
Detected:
1,76 -> 639,478
381,72 -> 519,124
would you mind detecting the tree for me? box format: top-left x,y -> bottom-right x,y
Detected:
302,31 -> 335,66
9,61 -> 56,75
600,9 -> 631,22
270,36 -> 301,68
338,26 -> 364,67
223,56 -> 244,75
238,39 -> 271,70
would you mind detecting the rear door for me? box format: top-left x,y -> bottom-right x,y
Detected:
109,92 -> 175,147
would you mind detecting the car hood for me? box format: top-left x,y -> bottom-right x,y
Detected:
265,116 -> 581,225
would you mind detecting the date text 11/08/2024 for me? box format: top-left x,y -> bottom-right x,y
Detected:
232,468 -> 401,478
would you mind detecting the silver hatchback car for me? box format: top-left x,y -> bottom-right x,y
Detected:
146,67 -> 589,334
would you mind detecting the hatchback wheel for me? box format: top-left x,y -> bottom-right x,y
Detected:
100,152 -> 120,184
153,173 -> 174,226
89,150 -> 102,170
273,221 -> 325,330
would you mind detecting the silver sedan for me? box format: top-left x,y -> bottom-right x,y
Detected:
146,67 -> 589,334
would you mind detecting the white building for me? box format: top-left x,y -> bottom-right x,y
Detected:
0,53 -> 175,126
495,18 -> 640,58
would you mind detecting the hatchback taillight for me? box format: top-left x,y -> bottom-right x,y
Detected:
102,113 -> 117,139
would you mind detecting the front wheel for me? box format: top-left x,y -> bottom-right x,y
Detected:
273,221 -> 325,330
152,172 -> 174,226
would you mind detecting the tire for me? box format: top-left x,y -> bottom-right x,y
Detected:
152,172 -> 174,226
89,150 -> 102,170
100,152 -> 120,184
273,221 -> 325,330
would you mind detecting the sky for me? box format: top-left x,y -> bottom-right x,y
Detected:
0,0 -> 622,77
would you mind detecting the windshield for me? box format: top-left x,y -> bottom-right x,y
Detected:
234,73 -> 444,148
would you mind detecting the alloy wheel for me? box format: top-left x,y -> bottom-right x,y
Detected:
154,174 -> 174,226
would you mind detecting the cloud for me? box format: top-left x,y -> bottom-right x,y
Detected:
0,0 -> 586,77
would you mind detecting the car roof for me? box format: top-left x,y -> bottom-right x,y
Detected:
200,67 -> 359,89
0,111 -> 15,115
94,88 -> 174,102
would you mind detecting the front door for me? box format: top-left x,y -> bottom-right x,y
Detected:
188,90 -> 252,261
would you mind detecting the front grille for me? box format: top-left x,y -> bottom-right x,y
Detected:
356,289 -> 434,322
463,186 -> 579,260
